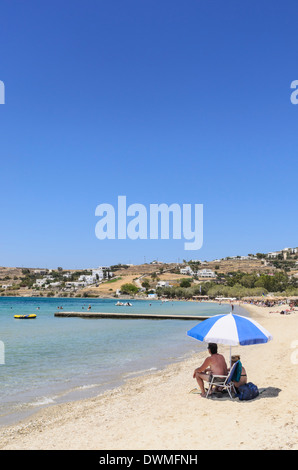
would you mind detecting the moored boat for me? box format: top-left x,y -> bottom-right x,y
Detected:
14,314 -> 37,319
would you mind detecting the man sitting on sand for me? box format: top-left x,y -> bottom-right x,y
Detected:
193,343 -> 228,397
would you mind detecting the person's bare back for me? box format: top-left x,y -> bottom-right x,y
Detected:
208,353 -> 228,376
193,343 -> 228,397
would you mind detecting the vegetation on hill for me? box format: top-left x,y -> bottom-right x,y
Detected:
120,283 -> 139,295
157,271 -> 298,299
0,248 -> 297,298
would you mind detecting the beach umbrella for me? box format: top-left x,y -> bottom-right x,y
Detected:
187,312 -> 273,365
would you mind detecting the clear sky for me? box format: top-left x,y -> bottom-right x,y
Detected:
0,0 -> 297,268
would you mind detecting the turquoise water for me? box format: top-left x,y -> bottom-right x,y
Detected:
0,297 -> 233,425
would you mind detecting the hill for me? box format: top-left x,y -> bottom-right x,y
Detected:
0,247 -> 297,298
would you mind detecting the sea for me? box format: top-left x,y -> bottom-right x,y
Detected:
0,296 -> 244,426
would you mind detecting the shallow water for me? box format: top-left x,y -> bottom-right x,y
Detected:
0,297 -> 239,425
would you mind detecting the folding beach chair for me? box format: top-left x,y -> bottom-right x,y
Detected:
206,360 -> 239,399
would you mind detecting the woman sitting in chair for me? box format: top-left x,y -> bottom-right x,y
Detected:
229,355 -> 247,390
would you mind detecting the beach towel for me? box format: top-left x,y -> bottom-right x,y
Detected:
231,361 -> 242,382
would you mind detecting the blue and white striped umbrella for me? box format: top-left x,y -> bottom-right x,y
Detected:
187,313 -> 273,346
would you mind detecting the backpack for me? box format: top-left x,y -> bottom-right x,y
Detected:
236,382 -> 259,400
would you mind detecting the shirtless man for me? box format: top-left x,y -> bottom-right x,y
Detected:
193,343 -> 228,397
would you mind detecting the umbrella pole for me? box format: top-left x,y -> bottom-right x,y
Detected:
230,346 -> 232,368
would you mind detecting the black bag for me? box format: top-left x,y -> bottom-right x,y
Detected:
236,382 -> 259,400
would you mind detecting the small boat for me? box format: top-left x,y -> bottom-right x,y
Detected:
14,314 -> 37,319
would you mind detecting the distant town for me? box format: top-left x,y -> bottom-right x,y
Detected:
1,246 -> 298,300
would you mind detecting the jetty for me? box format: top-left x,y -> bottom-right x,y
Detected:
54,311 -> 211,321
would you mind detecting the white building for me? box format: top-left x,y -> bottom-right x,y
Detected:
197,269 -> 216,278
63,272 -> 72,279
156,281 -> 171,288
283,247 -> 298,254
77,267 -> 107,286
78,274 -> 95,285
267,251 -> 282,258
65,281 -> 85,289
34,279 -> 48,287
180,266 -> 194,276
92,268 -> 104,279
46,282 -> 61,289
92,267 -> 113,280
148,293 -> 157,299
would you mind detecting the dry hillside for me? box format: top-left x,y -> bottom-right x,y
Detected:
0,256 -> 291,298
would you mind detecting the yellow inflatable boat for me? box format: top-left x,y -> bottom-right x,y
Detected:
14,314 -> 37,319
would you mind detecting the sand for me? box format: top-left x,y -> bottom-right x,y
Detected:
0,303 -> 297,450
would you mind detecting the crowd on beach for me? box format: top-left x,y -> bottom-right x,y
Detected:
240,299 -> 298,310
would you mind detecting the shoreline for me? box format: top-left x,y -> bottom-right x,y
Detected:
0,299 -> 230,429
0,299 -> 241,429
1,303 -> 297,449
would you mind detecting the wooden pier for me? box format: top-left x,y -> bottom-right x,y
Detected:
54,311 -> 211,321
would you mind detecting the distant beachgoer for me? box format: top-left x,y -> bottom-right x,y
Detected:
193,343 -> 228,398
88,305 -> 91,310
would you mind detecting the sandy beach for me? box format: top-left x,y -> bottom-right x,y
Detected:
0,303 -> 297,450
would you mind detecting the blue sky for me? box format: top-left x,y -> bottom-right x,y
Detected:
0,0 -> 297,268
